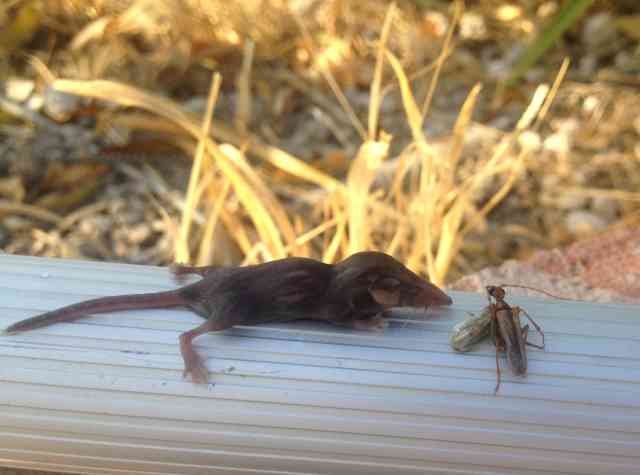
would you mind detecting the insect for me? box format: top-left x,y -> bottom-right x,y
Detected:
485,285 -> 545,394
451,284 -> 551,394
449,307 -> 491,352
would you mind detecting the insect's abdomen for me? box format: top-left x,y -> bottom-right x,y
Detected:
505,345 -> 527,375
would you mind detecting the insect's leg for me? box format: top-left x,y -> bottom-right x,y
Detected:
521,323 -> 531,345
525,341 -> 544,349
488,306 -> 502,394
494,342 -> 502,395
489,306 -> 499,347
179,319 -> 226,383
518,307 -> 545,348
520,322 -> 544,349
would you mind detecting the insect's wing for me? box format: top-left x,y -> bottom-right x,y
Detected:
496,309 -> 527,375
511,307 -> 527,373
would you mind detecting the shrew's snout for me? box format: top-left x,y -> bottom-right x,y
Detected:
413,282 -> 453,307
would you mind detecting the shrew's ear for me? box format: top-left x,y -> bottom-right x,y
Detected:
368,277 -> 401,306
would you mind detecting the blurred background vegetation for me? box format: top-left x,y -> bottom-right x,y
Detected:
1,0 -> 639,288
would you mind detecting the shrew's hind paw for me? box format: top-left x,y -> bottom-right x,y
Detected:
183,360 -> 209,384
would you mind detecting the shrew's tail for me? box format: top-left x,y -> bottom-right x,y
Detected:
4,290 -> 187,334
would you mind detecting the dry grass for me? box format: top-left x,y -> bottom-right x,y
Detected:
46,2 -> 568,286
2,0 -> 639,287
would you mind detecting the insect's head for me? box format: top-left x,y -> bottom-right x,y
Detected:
486,285 -> 505,300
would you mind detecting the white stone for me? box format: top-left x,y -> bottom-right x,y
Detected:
566,210 -> 608,236
5,78 -> 34,102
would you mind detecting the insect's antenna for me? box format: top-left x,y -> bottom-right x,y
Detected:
498,284 -> 576,301
485,288 -> 494,307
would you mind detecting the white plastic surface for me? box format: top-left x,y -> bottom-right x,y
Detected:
0,253 -> 638,475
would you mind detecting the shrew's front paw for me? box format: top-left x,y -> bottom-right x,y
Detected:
170,264 -> 192,284
352,313 -> 388,332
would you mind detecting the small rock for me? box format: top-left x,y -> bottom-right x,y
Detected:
537,2 -> 558,18
565,210 -> 608,236
556,118 -> 580,134
5,78 -> 35,102
614,51 -> 635,72
633,116 -> 640,135
554,191 -> 589,210
582,95 -> 600,115
524,66 -> 546,83
591,196 -> 619,221
182,96 -> 207,114
43,86 -> 82,122
128,223 -> 152,244
78,219 -> 98,235
495,4 -> 522,22
2,216 -> 32,232
459,12 -> 488,41
423,11 -> 448,37
486,45 -> 523,81
582,12 -> 618,49
26,94 -> 44,111
578,56 -> 598,77
518,130 -> 541,152
541,174 -> 561,189
543,132 -> 570,155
